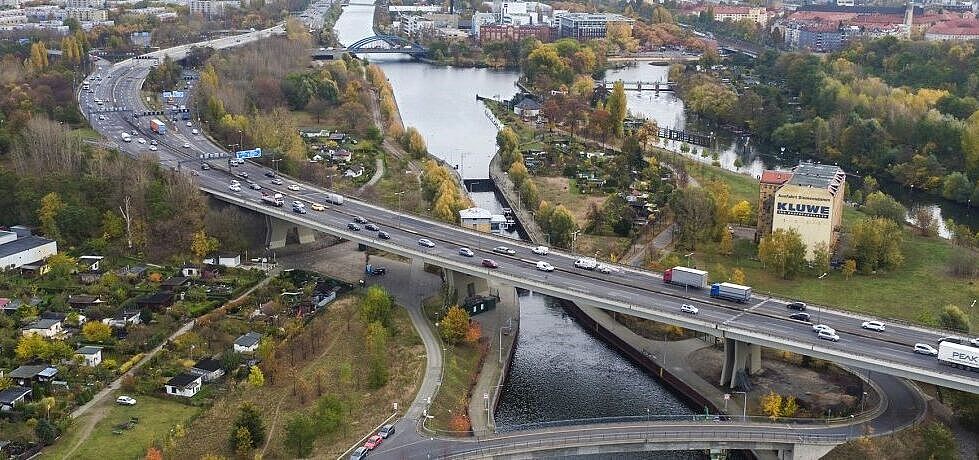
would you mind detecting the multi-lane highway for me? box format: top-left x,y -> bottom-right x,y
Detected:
78,29 -> 979,395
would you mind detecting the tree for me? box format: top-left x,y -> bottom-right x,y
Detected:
942,172 -> 973,203
284,413 -> 318,457
731,268 -> 746,285
230,403 -> 265,450
938,305 -> 971,332
496,127 -> 519,163
669,188 -> 715,249
82,321 -> 112,342
538,203 -> 577,248
16,334 -> 49,361
401,127 -> 427,158
757,229 -> 808,279
920,422 -> 957,460
964,111 -> 979,176
862,192 -> 907,224
730,200 -> 752,225
35,418 -> 58,445
360,285 -> 393,328
811,242 -> 830,274
719,232 -> 733,255
606,81 -> 627,137
842,259 -> 857,279
508,161 -> 529,187
465,321 -> 482,345
247,365 -> 265,387
440,305 -> 469,345
233,427 -> 253,457
849,218 -> 904,272
37,192 -> 65,239
314,395 -> 346,435
761,391 -> 782,420
145,447 -> 163,460
191,229 -> 219,260
0,374 -> 12,391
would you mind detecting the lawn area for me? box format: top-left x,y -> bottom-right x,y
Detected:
422,297 -> 484,434
682,156 -> 760,206
42,396 -> 199,460
690,231 -> 979,328
170,294 -> 425,459
71,128 -> 102,141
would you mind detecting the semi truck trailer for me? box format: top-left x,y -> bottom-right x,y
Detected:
663,266 -> 709,289
938,341 -> 979,372
150,118 -> 167,135
710,282 -> 752,303
324,192 -> 344,205
260,193 -> 284,207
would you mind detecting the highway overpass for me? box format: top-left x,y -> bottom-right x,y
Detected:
79,27 -> 979,400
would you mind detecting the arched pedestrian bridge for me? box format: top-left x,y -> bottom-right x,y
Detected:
310,35 -> 427,59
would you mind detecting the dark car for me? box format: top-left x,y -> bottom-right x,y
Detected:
481,258 -> 499,269
365,223 -> 379,232
378,231 -> 390,240
786,302 -> 807,311
347,223 -> 361,231
789,312 -> 811,322
264,170 -> 276,178
354,216 -> 368,224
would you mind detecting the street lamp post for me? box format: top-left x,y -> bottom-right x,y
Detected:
817,272 -> 828,324
571,229 -> 581,255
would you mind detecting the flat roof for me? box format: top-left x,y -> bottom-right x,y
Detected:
0,235 -> 55,260
788,163 -> 845,193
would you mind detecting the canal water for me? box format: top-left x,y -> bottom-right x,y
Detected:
334,0 -> 705,442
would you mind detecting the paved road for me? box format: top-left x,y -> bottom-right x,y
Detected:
81,27 -> 979,396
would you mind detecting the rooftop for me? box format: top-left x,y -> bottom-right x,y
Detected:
166,373 -> 201,388
760,170 -> 794,185
235,331 -> 262,348
9,364 -> 57,379
927,18 -> 979,36
0,386 -> 31,405
459,207 -> 494,220
788,163 -> 846,193
0,235 -> 55,260
76,346 -> 102,355
193,358 -> 223,372
25,318 -> 62,330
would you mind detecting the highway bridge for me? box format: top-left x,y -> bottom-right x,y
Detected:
79,24 -> 969,458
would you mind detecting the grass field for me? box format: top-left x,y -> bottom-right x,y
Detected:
42,396 -> 199,460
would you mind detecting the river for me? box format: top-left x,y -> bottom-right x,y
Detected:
333,1 -> 704,445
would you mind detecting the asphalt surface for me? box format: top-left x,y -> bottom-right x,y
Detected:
81,24 -> 979,396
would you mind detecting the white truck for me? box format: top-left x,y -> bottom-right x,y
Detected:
324,192 -> 344,205
663,266 -> 709,289
574,257 -> 598,270
938,341 -> 979,372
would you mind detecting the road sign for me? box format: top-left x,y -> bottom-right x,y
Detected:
235,148 -> 262,159
200,152 -> 230,159
162,91 -> 172,98
171,91 -> 185,98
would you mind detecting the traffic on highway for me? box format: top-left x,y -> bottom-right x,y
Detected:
79,28 -> 979,394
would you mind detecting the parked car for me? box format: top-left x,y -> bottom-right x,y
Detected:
418,238 -> 436,248
786,302 -> 807,311
116,396 -> 137,406
861,321 -> 886,332
349,447 -> 369,460
788,312 -> 811,322
458,247 -> 475,257
378,231 -> 390,240
680,304 -> 699,314
532,246 -> 549,255
913,343 -> 939,356
364,435 -> 383,450
347,223 -> 361,231
378,424 -> 395,438
536,261 -> 554,272
482,258 -> 499,268
817,330 -> 840,342
492,246 -> 515,255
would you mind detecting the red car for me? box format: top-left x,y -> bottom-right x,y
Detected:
481,258 -> 499,269
364,434 -> 383,450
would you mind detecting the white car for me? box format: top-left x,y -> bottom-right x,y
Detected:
536,261 -> 554,272
137,138 -> 146,144
680,304 -> 699,314
291,200 -> 304,208
149,145 -> 158,151
458,247 -> 475,257
186,121 -> 192,127
182,143 -> 191,148
229,183 -> 241,192
192,129 -> 199,135
812,324 -> 835,334
596,264 -> 613,274
913,343 -> 938,356
817,330 -> 840,342
287,184 -> 301,191
861,321 -> 885,332
970,338 -> 979,347
532,246 -> 549,255
492,246 -> 516,255
418,238 -> 436,248
116,396 -> 137,406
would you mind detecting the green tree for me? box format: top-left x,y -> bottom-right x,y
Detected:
365,321 -> 389,388
230,403 -> 265,450
233,427 -> 252,457
669,188 -> 715,249
35,418 -> 58,445
730,200 -> 752,225
401,127 -> 428,158
942,172 -> 973,203
191,229 -> 219,261
360,285 -> 393,328
606,81 -> 627,137
283,413 -> 318,457
37,192 -> 65,239
537,203 -> 576,248
848,217 -> 905,272
963,111 -> 979,176
811,242 -> 830,274
937,305 -> 971,332
82,321 -> 111,342
919,422 -> 956,460
440,305 -> 469,345
757,228 -> 808,279
519,178 -> 541,210
314,395 -> 346,435
719,232 -> 733,255
496,127 -> 519,163
862,192 -> 907,224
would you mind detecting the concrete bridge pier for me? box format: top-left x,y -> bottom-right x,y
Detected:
266,215 -> 318,249
444,269 -> 490,301
719,338 -> 762,389
753,443 -> 836,460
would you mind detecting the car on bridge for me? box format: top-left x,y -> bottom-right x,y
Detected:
271,178 -> 283,185
914,343 -> 939,356
182,143 -> 191,148
536,261 -> 554,272
861,321 -> 886,332
418,238 -> 436,248
288,184 -> 301,191
365,223 -> 379,232
265,170 -> 276,178
354,216 -> 368,224
347,223 -> 361,231
788,312 -> 811,322
249,183 -> 261,190
680,304 -> 699,314
229,183 -> 241,192
532,246 -> 549,255
149,145 -> 158,151
482,258 -> 499,269
310,203 -> 326,211
492,246 -> 515,255
786,302 -> 807,311
378,231 -> 390,240
817,329 -> 840,342
459,247 -> 474,257
812,324 -> 835,334
237,172 -> 249,179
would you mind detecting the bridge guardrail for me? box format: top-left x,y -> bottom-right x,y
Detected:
496,413 -> 868,433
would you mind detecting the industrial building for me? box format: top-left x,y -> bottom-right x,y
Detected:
756,163 -> 846,259
553,12 -> 634,39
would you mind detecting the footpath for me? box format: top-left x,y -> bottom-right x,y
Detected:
466,284 -> 520,435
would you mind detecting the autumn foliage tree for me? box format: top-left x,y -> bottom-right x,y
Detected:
440,306 -> 470,345
465,321 -> 482,345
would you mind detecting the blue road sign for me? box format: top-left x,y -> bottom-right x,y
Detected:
235,148 -> 262,159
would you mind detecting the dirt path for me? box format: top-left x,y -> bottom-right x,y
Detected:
259,395 -> 288,457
